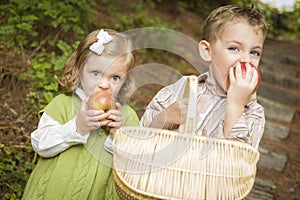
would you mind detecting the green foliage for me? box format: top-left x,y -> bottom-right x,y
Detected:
0,144 -> 36,200
23,40 -> 79,110
113,12 -> 172,31
281,1 -> 300,39
0,0 -> 97,51
105,1 -> 175,31
0,0 -> 97,111
174,0 -> 231,14
231,0 -> 300,39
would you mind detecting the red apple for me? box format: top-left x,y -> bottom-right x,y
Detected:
228,62 -> 261,93
87,91 -> 116,111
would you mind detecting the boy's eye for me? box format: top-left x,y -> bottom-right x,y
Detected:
250,50 -> 261,57
112,75 -> 121,81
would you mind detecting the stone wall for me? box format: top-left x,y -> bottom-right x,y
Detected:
247,38 -> 300,199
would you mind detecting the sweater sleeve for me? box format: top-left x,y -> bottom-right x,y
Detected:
31,112 -> 90,157
31,94 -> 90,157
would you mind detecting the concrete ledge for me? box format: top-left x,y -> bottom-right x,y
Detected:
247,178 -> 276,200
263,121 -> 289,141
258,80 -> 298,101
258,96 -> 295,123
258,143 -> 287,172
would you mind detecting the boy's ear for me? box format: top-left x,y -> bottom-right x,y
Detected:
199,40 -> 211,62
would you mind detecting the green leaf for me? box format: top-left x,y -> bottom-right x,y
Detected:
44,83 -> 58,91
22,14 -> 39,22
16,23 -> 33,32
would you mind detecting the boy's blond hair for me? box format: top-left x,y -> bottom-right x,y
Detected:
58,29 -> 135,103
202,5 -> 268,43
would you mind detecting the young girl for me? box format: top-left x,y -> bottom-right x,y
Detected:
23,29 -> 139,199
140,5 -> 267,148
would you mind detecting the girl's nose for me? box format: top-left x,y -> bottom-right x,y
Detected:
98,78 -> 109,89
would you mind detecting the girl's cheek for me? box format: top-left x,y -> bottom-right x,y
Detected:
112,87 -> 121,97
113,83 -> 124,96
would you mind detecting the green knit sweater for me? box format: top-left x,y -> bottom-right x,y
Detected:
22,94 -> 139,200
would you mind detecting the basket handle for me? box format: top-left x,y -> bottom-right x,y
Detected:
178,75 -> 198,135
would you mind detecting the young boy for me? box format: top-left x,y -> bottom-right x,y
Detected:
140,5 -> 267,148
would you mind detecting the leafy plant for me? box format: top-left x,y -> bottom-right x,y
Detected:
23,40 -> 79,111
0,0 -> 97,51
0,144 -> 36,200
283,1 -> 300,39
112,4 -> 174,31
231,0 -> 300,39
0,0 -> 97,111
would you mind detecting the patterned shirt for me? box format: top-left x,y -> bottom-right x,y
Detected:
140,72 -> 265,148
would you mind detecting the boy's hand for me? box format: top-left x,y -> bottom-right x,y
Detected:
150,98 -> 188,129
76,98 -> 112,134
106,103 -> 123,138
165,99 -> 188,125
224,63 -> 259,137
227,63 -> 259,107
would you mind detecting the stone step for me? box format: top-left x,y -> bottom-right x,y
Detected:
259,48 -> 299,89
263,120 -> 289,141
257,96 -> 295,123
247,178 -> 276,200
258,82 -> 298,105
258,143 -> 288,172
259,60 -> 299,79
262,45 -> 300,68
259,67 -> 299,90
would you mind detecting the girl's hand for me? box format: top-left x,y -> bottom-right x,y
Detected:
76,98 -> 112,134
106,102 -> 123,138
227,63 -> 258,107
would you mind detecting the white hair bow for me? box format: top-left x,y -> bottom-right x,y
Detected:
89,29 -> 113,55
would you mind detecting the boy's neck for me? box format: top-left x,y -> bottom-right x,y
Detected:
208,67 -> 227,96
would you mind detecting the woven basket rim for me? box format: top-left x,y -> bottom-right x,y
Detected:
116,126 -> 259,153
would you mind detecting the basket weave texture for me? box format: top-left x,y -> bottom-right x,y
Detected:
113,76 -> 260,200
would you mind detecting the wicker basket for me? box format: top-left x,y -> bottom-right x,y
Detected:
113,76 -> 260,200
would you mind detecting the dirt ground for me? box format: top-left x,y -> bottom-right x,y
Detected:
1,2 -> 300,199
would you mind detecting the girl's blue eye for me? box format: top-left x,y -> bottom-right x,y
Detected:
92,71 -> 100,77
228,46 -> 239,51
112,76 -> 121,81
250,51 -> 261,57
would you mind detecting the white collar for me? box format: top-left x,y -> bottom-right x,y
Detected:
199,72 -> 227,98
75,88 -> 87,100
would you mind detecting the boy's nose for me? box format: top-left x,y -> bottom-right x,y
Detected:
240,53 -> 251,63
